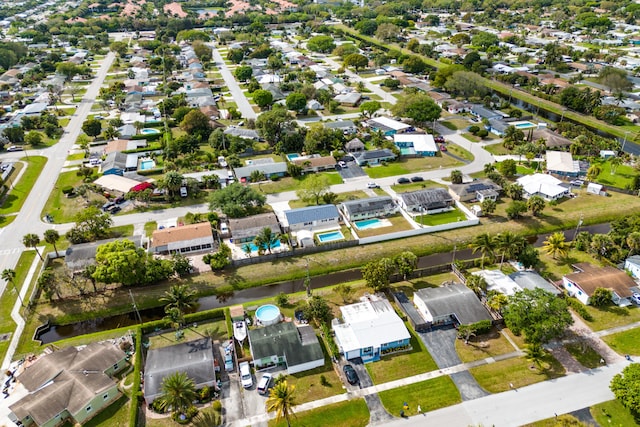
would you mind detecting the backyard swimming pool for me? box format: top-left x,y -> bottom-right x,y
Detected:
354,218 -> 384,230
141,128 -> 161,135
316,230 -> 345,243
245,240 -> 281,252
139,159 -> 156,170
286,153 -> 301,161
513,121 -> 536,130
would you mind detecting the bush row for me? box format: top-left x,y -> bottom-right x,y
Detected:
567,297 -> 594,322
128,327 -> 143,427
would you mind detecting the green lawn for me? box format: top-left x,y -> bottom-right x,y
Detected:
378,376 -> 461,417
0,156 -> 47,215
591,400 -> 640,427
446,144 -> 474,162
353,214 -> 414,238
282,358 -> 344,404
66,153 -> 85,161
288,190 -> 370,209
593,160 -> 639,190
147,320 -> 227,350
483,143 -> 512,156
462,133 -> 481,142
42,170 -> 106,223
522,414 -> 590,427
269,399 -> 369,427
258,172 -> 343,194
414,208 -> 466,226
564,342 -> 604,369
366,324 -> 438,384
536,248 -> 603,282
469,354 -> 565,393
580,304 -> 640,332
440,120 -> 458,130
144,221 -> 157,237
455,328 -> 517,363
81,395 -> 130,427
391,180 -> 446,193
516,165 -> 537,175
602,327 -> 640,355
366,156 -> 463,179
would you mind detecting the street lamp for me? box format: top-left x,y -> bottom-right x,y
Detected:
621,131 -> 630,153
560,108 -> 567,123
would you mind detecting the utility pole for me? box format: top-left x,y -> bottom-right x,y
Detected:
573,213 -> 583,241
129,289 -> 142,324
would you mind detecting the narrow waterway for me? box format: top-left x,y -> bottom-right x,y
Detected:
36,223 -> 611,343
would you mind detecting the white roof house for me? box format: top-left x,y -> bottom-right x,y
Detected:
546,151 -> 580,175
473,270 -> 521,296
393,133 -> 438,155
332,295 -> 410,363
516,173 -> 570,201
367,116 -> 412,134
94,175 -> 142,193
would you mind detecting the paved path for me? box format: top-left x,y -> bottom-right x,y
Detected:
210,45 -> 257,120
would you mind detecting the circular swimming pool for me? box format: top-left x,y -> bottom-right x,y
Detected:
255,304 -> 281,326
140,128 -> 161,135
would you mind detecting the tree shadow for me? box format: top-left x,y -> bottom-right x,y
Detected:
557,255 -> 579,268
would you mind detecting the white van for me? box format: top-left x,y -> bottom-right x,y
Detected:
220,222 -> 229,235
179,187 -> 188,197
257,372 -> 272,395
239,362 -> 253,389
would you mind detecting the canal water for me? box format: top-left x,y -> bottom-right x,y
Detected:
35,223 -> 611,344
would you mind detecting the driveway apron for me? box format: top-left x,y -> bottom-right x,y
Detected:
418,327 -> 489,401
350,359 -> 394,424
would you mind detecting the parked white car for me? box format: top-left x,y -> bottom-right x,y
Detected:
239,361 -> 253,389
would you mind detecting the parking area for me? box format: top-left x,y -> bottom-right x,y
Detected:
345,358 -> 394,424
337,160 -> 367,180
417,327 -> 488,401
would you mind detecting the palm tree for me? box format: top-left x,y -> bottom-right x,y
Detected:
164,306 -> 185,330
487,292 -> 509,313
2,268 -> 23,307
157,371 -> 198,414
495,231 -> 526,268
253,227 -> 278,255
160,284 -> 197,313
527,195 -> 546,217
466,274 -> 488,296
43,229 -> 60,257
103,125 -> 120,140
543,232 -> 569,260
242,243 -> 252,258
266,380 -> 296,427
610,156 -> 622,175
524,343 -> 546,370
133,121 -> 144,135
483,163 -> 496,174
587,164 -> 602,181
162,171 -> 184,199
450,169 -> 463,184
627,232 -> 640,255
470,233 -> 496,268
590,233 -> 614,259
22,233 -> 43,261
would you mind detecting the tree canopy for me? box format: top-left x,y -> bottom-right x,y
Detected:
390,93 -> 441,126
209,183 -> 266,218
307,35 -> 335,53
296,174 -> 331,206
611,363 -> 640,414
93,239 -> 173,286
255,107 -> 295,146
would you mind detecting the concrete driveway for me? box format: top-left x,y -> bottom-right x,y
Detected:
418,327 -> 488,401
347,359 -> 394,425
337,161 -> 367,180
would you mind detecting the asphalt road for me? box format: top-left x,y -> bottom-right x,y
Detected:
0,51 -> 116,297
210,45 -> 257,120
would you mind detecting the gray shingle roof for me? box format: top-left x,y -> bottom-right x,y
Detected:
415,283 -> 492,325
341,196 -> 394,216
355,149 -> 396,161
284,204 -> 339,225
233,162 -> 287,179
509,271 -> 561,295
400,188 -> 453,210
324,120 -> 355,129
248,323 -> 324,369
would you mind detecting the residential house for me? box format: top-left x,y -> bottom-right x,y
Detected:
144,338 -> 217,405
233,162 -> 288,182
117,124 -> 137,139
353,149 -> 396,166
100,152 -> 134,175
332,295 -> 411,363
284,204 -> 340,232
21,103 -> 49,117
345,137 -> 365,153
334,92 -> 362,106
487,119 -> 510,136
366,117 -> 412,136
9,343 -> 128,427
509,270 -> 562,295
393,133 -> 438,156
183,170 -> 230,188
340,196 -> 397,221
324,120 -> 357,135
624,255 -> 640,279
392,291 -> 429,332
532,128 -> 573,149
150,222 -> 215,255
224,128 -> 260,140
473,270 -> 522,296
291,156 -> 336,173
426,91 -> 451,107
516,173 -> 570,201
447,100 -> 470,114
546,151 -> 580,177
413,283 -> 493,327
470,105 -> 502,122
398,188 -> 454,213
103,139 -> 147,154
94,175 -> 146,194
228,212 -> 281,243
563,263 -> 637,306
248,323 -> 325,374
65,236 -> 144,274
448,179 -> 502,202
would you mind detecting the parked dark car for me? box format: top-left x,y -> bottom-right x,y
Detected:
411,176 -> 424,182
434,136 -> 445,143
397,177 -> 410,184
114,196 -> 125,204
343,364 -> 359,385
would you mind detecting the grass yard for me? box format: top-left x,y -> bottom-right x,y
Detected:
580,304 -> 640,332
391,180 -> 446,193
455,328 -> 517,363
483,143 -> 512,156
66,153 -> 85,161
78,395 -> 130,427
536,248 -> 603,282
378,376 -> 461,416
414,207 -> 466,226
269,399 -> 369,427
593,160 -> 639,190
147,405 -> 222,427
281,360 -> 344,404
462,133 -> 481,142
522,414 -> 590,427
258,172 -> 343,194
366,324 -> 438,384
469,354 -> 565,393
0,156 -> 47,215
42,170 -> 107,223
516,164 -> 537,175
440,121 -> 457,130
353,214 -> 414,238
144,221 -> 158,237
564,342 -> 604,369
147,319 -> 227,350
446,144 -> 474,162
591,400 -> 640,427
288,190 -> 370,209
366,156 -> 463,179
602,327 -> 640,355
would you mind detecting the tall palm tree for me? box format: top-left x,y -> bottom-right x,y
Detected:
470,233 -> 496,269
466,274 -> 488,297
2,268 -> 23,307
524,343 -> 546,370
527,195 -> 546,217
43,229 -> 60,257
587,164 -> 602,181
610,156 -> 622,175
164,306 -> 185,330
22,233 -> 43,261
487,292 -> 509,313
133,121 -> 144,135
253,227 -> 278,255
543,232 -> 569,260
158,371 -> 198,414
627,232 -> 640,256
495,231 -> 525,268
160,284 -> 197,313
266,380 -> 296,427
162,171 -> 184,199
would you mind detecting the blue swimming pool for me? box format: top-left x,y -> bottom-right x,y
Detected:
286,153 -> 301,161
514,122 -> 536,130
139,160 -> 156,170
316,230 -> 345,243
141,128 -> 161,135
256,304 -> 281,326
246,240 -> 281,252
354,218 -> 383,230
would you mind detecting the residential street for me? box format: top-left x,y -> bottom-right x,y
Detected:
210,45 -> 257,120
